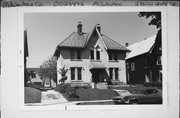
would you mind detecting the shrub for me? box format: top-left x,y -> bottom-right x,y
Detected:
25,87 -> 41,103
69,93 -> 80,99
54,83 -> 72,94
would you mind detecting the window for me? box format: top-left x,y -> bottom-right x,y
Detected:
131,62 -> 135,71
71,68 -> 75,80
71,67 -> 82,81
77,51 -> 81,59
109,53 -> 112,60
109,68 -> 113,80
114,53 -> 118,61
70,50 -> 81,60
91,46 -> 101,60
96,50 -> 100,60
115,68 -> 119,80
157,56 -> 161,65
109,68 -> 119,80
90,50 -> 94,59
77,68 -> 82,80
109,52 -> 118,61
70,50 -> 75,59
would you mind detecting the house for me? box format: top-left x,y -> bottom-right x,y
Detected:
54,22 -> 129,86
126,30 -> 162,84
27,68 -> 56,88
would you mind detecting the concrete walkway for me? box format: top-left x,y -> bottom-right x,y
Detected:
25,90 -> 68,106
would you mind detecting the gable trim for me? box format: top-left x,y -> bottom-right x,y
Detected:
95,27 -> 108,50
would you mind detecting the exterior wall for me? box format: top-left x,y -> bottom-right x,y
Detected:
126,54 -> 147,84
57,32 -> 127,84
57,49 -> 92,84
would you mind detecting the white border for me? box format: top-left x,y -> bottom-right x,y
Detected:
18,7 -> 168,111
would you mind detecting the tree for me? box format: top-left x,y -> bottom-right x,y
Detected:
58,66 -> 68,84
39,56 -> 57,85
138,12 -> 161,29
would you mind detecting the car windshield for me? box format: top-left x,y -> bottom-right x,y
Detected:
133,90 -> 146,94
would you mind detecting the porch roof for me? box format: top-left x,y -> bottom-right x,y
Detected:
90,61 -> 106,69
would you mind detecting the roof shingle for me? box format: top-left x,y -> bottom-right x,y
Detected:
56,24 -> 128,52
101,34 -> 128,51
58,32 -> 89,48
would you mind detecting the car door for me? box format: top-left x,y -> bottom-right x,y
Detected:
144,89 -> 160,104
142,89 -> 155,104
151,89 -> 162,104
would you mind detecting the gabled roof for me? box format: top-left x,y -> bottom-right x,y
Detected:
54,24 -> 129,56
101,34 -> 128,51
58,32 -> 89,48
126,35 -> 157,60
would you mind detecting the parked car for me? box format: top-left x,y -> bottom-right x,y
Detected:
112,88 -> 162,104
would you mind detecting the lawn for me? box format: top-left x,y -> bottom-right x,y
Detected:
55,84 -> 162,102
62,88 -> 119,101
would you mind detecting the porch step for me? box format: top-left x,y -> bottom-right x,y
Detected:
96,83 -> 108,89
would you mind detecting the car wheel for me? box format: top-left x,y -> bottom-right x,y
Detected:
129,100 -> 138,105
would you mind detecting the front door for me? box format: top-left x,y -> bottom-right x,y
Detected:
91,69 -> 100,84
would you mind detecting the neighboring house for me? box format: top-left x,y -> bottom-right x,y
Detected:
24,30 -> 29,86
54,22 -> 128,85
27,69 -> 43,88
126,30 -> 162,84
27,68 -> 56,88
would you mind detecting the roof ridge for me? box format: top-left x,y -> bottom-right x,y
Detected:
95,27 -> 108,49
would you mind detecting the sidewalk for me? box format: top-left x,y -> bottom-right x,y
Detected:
25,90 -> 68,106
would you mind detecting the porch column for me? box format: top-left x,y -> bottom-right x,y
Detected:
145,74 -> 150,82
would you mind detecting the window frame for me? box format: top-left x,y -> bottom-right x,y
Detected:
77,68 -> 82,80
96,50 -> 100,60
70,67 -> 75,80
115,68 -> 119,80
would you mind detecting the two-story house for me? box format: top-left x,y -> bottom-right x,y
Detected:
126,30 -> 162,84
54,22 -> 128,85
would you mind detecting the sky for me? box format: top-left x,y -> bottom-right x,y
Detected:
24,12 -> 158,68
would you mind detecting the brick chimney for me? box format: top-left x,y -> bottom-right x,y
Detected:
96,24 -> 101,34
125,43 -> 129,47
77,21 -> 82,34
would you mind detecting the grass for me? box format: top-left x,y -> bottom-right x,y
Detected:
62,88 -> 119,101
25,87 -> 42,103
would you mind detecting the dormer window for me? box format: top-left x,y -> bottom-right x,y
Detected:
90,46 -> 101,60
